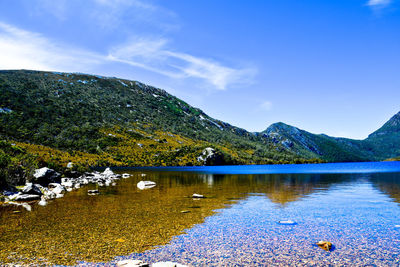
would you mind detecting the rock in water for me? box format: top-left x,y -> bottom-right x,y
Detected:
137,181 -> 156,190
316,241 -> 333,251
122,173 -> 130,178
192,193 -> 205,198
116,259 -> 149,267
88,189 -> 99,195
38,197 -> 47,206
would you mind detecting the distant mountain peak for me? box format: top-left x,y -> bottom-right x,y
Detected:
368,111 -> 400,138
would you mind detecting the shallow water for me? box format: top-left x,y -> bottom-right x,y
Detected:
2,162 -> 400,265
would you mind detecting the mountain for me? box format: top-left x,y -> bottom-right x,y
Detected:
259,112 -> 400,162
0,69 -> 315,183
0,69 -> 399,185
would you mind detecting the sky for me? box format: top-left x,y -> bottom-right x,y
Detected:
0,0 -> 399,139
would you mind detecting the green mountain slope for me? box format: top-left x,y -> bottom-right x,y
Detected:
0,70 -> 311,171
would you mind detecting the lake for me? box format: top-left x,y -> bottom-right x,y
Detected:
2,161 -> 400,265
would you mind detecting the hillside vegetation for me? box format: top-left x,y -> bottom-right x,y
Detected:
0,70 -> 323,186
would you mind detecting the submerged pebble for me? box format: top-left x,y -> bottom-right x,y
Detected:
278,220 -> 297,225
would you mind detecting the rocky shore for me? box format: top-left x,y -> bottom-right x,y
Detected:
2,166 -> 130,210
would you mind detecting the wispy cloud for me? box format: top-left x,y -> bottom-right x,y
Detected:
90,0 -> 179,32
0,22 -> 256,90
366,0 -> 392,6
108,38 -> 257,90
260,101 -> 273,111
0,22 -> 102,72
366,0 -> 393,11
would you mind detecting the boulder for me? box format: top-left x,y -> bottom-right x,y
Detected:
49,184 -> 65,195
33,167 -> 61,186
103,167 -> 114,177
21,183 -> 42,196
61,180 -> 73,188
14,194 -> 41,201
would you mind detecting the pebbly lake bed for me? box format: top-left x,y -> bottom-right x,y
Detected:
2,161 -> 400,266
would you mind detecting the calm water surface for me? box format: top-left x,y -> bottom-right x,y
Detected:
2,162 -> 400,266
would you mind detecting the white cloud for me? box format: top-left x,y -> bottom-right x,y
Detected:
0,22 -> 102,72
0,22 -> 256,90
260,101 -> 273,111
366,0 -> 392,7
108,38 -> 257,90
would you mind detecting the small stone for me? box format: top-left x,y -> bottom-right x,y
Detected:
38,197 -> 47,206
88,189 -> 99,195
181,210 -> 190,213
122,173 -> 130,178
137,181 -> 156,190
316,241 -> 333,251
192,193 -> 205,198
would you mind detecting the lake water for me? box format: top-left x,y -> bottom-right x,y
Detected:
2,162 -> 400,266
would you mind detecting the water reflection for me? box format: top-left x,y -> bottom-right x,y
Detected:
1,169 -> 400,265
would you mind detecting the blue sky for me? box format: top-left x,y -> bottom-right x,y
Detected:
0,0 -> 399,139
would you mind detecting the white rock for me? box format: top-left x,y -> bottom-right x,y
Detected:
61,181 -> 73,188
81,178 -> 89,184
33,167 -> 50,179
141,173 -> 147,177
43,190 -> 57,200
192,193 -> 205,198
14,194 -> 41,201
74,183 -> 81,189
51,185 -> 65,195
137,181 -> 156,190
122,173 -> 130,179
66,162 -> 73,168
55,193 -> 64,198
103,167 -> 114,177
38,197 -> 47,206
